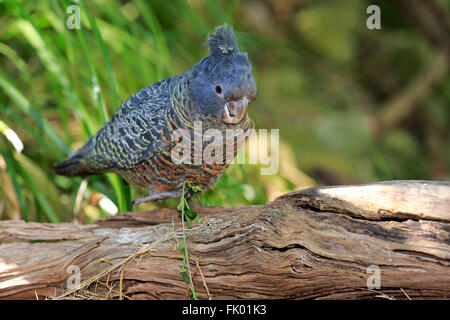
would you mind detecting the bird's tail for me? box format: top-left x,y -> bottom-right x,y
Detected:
52,149 -> 91,177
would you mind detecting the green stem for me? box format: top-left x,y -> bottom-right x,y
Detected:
181,182 -> 197,300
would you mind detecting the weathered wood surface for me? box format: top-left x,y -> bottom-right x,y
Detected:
0,180 -> 449,300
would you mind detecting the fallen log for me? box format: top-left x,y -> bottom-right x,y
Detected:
0,180 -> 449,300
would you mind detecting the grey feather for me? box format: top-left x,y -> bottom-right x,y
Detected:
81,78 -> 174,171
205,23 -> 239,57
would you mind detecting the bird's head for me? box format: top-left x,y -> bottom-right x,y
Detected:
188,24 -> 257,127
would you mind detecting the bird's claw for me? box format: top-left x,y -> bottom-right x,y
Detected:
131,191 -> 182,209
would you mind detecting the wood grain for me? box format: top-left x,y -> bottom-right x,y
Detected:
0,180 -> 449,300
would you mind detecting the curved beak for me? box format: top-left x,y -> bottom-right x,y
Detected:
222,96 -> 248,124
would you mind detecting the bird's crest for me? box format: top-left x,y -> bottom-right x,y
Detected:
206,23 -> 240,58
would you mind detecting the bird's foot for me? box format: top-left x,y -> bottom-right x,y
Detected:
132,191 -> 182,208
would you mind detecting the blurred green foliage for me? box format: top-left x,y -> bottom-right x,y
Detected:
0,0 -> 448,223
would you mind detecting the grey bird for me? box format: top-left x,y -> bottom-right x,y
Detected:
53,24 -> 257,206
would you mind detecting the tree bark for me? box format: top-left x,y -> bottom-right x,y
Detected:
0,180 -> 449,300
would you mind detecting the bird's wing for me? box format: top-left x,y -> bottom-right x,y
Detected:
83,79 -> 174,171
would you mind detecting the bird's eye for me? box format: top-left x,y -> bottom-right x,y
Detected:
215,85 -> 223,94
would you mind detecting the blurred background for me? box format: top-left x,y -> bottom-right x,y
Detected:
0,0 -> 448,223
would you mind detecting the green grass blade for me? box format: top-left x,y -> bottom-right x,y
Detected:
14,156 -> 60,223
0,74 -> 70,156
135,0 -> 171,78
106,173 -> 130,212
1,105 -> 63,159
83,6 -> 121,108
0,149 -> 28,221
